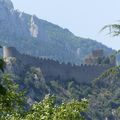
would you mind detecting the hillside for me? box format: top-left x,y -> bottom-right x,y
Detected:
0,0 -> 115,64
4,52 -> 120,120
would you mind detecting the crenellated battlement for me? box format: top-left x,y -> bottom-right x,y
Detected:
3,46 -> 115,84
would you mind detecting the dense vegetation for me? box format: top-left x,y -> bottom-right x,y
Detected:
0,52 -> 88,120
1,60 -> 120,120
0,73 -> 88,120
3,55 -> 120,120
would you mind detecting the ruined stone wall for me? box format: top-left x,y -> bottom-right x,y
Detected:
3,46 -> 114,84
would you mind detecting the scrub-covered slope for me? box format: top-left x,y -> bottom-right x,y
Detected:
0,0 -> 114,64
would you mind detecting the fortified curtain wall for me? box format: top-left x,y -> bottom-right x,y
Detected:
3,46 -> 114,84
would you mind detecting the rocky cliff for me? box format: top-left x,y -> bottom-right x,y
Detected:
0,0 -> 115,64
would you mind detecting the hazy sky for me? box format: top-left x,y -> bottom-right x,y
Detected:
11,0 -> 120,50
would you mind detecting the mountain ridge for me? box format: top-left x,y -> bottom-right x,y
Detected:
0,0 -> 115,64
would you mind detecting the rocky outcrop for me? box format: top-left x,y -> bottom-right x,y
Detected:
0,0 -> 14,10
0,0 -> 114,65
4,56 -> 48,104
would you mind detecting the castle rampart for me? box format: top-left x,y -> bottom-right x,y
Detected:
3,46 -> 115,84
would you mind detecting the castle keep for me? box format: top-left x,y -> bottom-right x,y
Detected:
3,46 -> 115,84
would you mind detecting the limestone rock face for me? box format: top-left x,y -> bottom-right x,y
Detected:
5,57 -> 25,75
0,0 -> 14,10
4,56 -> 48,105
0,0 -> 114,65
29,16 -> 39,38
0,0 -> 39,39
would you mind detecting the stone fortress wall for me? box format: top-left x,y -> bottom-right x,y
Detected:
3,46 -> 115,84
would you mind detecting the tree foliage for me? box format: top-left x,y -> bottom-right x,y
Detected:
4,95 -> 88,120
101,22 -> 120,36
0,56 -> 88,120
25,95 -> 88,120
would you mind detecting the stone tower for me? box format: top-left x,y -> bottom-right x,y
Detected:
3,46 -> 20,58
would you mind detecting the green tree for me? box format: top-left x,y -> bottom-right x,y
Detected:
0,54 -> 26,119
101,22 -> 120,36
0,73 -> 26,119
1,95 -> 88,120
25,95 -> 88,120
0,50 -> 88,120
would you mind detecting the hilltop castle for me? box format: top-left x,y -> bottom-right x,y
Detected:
85,49 -> 104,65
3,46 -> 116,84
